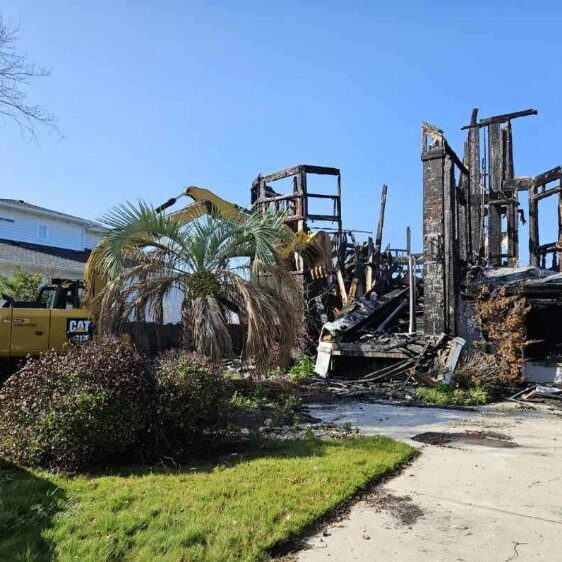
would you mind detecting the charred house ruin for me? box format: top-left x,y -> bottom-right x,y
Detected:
422,108 -> 562,382
309,107 -> 562,384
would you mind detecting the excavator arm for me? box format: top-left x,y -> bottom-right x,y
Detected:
156,186 -> 247,224
86,185 -> 332,301
161,186 -> 332,278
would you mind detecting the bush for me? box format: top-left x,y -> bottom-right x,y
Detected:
414,382 -> 488,406
288,355 -> 315,383
0,267 -> 42,301
149,350 -> 228,454
0,337 -> 152,471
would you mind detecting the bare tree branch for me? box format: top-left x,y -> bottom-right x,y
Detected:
0,17 -> 59,138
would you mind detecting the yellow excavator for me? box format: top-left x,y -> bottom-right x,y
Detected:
0,187 -> 332,359
0,279 -> 92,358
157,187 -> 332,277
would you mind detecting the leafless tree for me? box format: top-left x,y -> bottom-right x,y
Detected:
0,17 -> 58,137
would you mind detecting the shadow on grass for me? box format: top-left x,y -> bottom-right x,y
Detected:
84,434 -> 401,478
0,458 -> 65,561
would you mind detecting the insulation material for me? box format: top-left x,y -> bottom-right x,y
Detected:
474,287 -> 530,382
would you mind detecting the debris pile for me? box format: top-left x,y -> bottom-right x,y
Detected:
314,282 -> 465,388
509,384 -> 562,409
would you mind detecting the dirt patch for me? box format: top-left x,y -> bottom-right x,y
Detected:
412,430 -> 518,448
365,489 -> 424,526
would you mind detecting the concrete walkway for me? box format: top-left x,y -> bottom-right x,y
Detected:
299,401 -> 562,562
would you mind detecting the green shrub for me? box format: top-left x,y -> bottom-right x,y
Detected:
288,355 -> 315,383
149,350 -> 228,454
0,337 -> 152,471
0,267 -> 42,301
230,390 -> 268,410
465,386 -> 489,406
414,382 -> 488,406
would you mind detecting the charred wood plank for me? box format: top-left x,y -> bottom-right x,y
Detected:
503,177 -> 533,191
532,166 -> 562,187
320,288 -> 408,340
533,186 -> 562,201
461,108 -> 538,129
375,184 -> 388,255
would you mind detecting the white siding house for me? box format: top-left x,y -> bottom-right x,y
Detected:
0,199 -> 107,280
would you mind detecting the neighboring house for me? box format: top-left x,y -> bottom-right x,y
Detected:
0,199 -> 107,281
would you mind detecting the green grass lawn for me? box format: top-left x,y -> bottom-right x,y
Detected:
1,436 -> 414,562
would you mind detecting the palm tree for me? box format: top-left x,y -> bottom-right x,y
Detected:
85,202 -> 303,371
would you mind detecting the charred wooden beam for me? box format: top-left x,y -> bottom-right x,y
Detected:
444,142 -> 469,175
534,186 -> 562,201
306,214 -> 341,222
468,108 -> 483,261
503,177 -> 533,191
461,108 -> 538,130
458,146 -> 471,262
365,237 -> 374,291
559,189 -> 562,272
529,182 -> 539,267
254,164 -> 340,184
532,166 -> 562,187
375,184 -> 388,256
487,123 -> 503,266
502,121 -> 519,266
306,192 -> 340,199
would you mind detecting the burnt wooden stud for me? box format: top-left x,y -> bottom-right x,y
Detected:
558,187 -> 562,272
468,108 -> 482,261
529,181 -> 539,267
375,184 -> 388,256
487,123 -> 503,265
502,121 -> 519,266
365,237 -> 374,291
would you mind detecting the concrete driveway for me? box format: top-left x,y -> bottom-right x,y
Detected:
299,401 -> 562,561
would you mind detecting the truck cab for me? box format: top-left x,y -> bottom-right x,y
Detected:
0,279 -> 92,358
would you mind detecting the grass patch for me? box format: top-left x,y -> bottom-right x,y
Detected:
414,383 -> 488,406
0,436 -> 413,561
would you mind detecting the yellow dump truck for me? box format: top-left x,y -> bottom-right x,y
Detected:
0,279 -> 92,358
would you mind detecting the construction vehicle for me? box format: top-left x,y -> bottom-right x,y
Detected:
0,279 -> 92,358
157,186 -> 333,277
1,186 -> 332,359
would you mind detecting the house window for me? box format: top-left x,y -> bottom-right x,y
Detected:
37,224 -> 48,241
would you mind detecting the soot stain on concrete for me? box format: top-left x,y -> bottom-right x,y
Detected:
412,430 -> 519,448
365,490 -> 425,526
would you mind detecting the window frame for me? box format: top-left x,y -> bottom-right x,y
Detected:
37,223 -> 49,241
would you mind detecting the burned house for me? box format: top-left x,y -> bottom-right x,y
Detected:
311,107 -> 562,384
422,108 -> 562,383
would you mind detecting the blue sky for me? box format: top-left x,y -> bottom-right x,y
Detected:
1,0 -> 561,255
